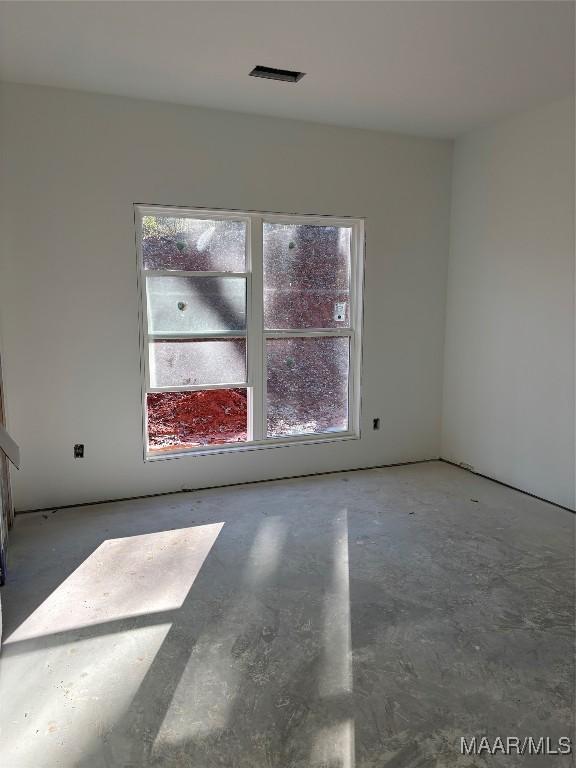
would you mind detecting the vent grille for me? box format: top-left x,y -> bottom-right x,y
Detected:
249,65 -> 306,83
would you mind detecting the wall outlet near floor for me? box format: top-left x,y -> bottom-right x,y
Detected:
74,444 -> 84,458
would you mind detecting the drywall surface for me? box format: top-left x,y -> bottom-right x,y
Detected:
442,98 -> 575,509
0,83 -> 452,510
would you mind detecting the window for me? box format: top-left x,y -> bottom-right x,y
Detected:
136,206 -> 364,457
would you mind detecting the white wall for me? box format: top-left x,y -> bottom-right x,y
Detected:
0,83 -> 452,510
442,98 -> 575,509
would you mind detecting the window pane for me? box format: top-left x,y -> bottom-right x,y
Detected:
266,337 -> 349,437
142,216 -> 245,272
146,276 -> 246,334
147,389 -> 248,452
149,339 -> 246,388
263,223 -> 351,329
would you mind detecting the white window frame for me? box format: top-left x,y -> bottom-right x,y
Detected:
135,205 -> 364,460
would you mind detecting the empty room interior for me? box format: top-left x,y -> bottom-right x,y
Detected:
0,2 -> 574,766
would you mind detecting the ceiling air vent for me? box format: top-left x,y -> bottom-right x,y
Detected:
249,65 -> 306,83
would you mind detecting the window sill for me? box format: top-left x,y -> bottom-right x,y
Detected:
144,431 -> 360,461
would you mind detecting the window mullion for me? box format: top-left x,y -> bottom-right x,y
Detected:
248,216 -> 265,441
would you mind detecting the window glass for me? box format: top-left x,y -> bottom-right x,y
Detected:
263,223 -> 351,329
266,337 -> 349,437
142,216 -> 246,272
149,339 -> 246,388
146,276 -> 246,334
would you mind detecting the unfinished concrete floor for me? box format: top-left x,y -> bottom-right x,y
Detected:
0,461 -> 573,767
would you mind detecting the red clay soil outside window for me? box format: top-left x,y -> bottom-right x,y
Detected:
147,390 -> 247,452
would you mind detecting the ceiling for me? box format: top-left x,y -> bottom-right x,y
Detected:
0,1 -> 573,138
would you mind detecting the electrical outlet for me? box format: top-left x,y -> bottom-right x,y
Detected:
372,418 -> 380,430
74,444 -> 84,458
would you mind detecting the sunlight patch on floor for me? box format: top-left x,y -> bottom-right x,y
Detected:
152,516 -> 287,749
4,523 -> 224,645
1,623 -> 172,768
316,509 -> 355,767
311,719 -> 355,768
320,510 -> 352,698
0,524 -> 224,767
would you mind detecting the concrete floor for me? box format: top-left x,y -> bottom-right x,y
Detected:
0,461 -> 573,768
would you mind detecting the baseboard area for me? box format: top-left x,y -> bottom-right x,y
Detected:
16,458 -> 440,515
439,458 -> 575,513
17,457 -> 573,517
